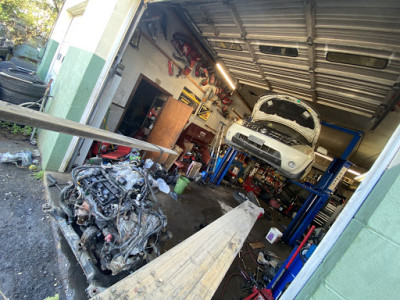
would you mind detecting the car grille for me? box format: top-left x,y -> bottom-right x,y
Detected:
244,122 -> 300,146
232,134 -> 281,166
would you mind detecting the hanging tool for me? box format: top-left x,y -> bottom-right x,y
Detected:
141,31 -> 206,94
46,174 -> 63,191
205,122 -> 226,177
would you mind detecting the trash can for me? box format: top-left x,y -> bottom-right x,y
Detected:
174,176 -> 190,194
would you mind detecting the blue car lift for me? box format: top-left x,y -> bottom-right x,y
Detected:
281,122 -> 363,246
203,146 -> 238,185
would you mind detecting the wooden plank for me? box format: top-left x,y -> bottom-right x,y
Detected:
0,100 -> 176,155
249,241 -> 265,249
91,201 -> 264,300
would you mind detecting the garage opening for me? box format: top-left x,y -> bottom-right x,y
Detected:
32,1 -> 400,299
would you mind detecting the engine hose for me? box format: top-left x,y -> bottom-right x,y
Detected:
142,169 -> 161,210
123,224 -> 150,259
86,194 -> 116,221
121,212 -> 165,260
71,165 -> 103,185
300,246 -> 310,265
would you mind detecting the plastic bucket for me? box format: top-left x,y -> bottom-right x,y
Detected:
266,227 -> 283,244
174,176 -> 190,194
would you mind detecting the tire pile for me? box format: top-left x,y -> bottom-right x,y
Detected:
0,60 -> 47,106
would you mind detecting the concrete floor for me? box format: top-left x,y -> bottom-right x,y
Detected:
46,172 -> 294,299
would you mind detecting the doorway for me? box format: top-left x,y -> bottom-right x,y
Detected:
117,74 -> 171,140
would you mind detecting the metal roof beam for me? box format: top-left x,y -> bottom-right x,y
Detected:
224,1 -> 272,90
304,0 -> 317,101
371,75 -> 400,130
199,6 -> 219,37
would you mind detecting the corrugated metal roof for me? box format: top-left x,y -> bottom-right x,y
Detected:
167,0 -> 400,130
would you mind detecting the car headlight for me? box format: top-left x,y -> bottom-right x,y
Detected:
260,128 -> 267,134
288,161 -> 296,168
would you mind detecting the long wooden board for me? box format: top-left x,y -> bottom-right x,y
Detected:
0,101 -> 176,155
91,201 -> 264,300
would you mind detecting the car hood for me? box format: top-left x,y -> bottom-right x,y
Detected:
251,94 -> 321,145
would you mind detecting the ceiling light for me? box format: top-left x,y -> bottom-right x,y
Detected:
347,169 -> 361,176
354,172 -> 368,182
216,63 -> 236,90
315,152 -> 333,161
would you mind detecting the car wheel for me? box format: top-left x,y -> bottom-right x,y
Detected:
10,57 -> 37,72
0,85 -> 41,107
0,69 -> 46,98
0,61 -> 16,70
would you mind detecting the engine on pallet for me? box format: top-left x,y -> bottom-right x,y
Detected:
60,163 -> 169,275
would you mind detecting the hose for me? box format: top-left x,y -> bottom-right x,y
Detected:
300,246 -> 310,265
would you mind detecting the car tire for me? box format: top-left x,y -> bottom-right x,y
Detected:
0,85 -> 41,106
0,61 -> 16,70
0,68 -> 46,98
10,57 -> 37,72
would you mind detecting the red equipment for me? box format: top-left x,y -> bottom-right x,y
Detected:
243,177 -> 261,196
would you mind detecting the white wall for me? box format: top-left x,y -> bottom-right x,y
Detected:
107,8 -> 251,135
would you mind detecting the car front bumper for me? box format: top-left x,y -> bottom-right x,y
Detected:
226,123 -> 314,178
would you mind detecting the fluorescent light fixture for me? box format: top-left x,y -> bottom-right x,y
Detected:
315,152 -> 333,161
347,169 -> 361,176
354,172 -> 368,181
216,63 -> 236,90
314,153 -> 363,177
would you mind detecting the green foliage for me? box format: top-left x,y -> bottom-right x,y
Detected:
11,123 -> 21,134
0,121 -> 34,136
22,126 -> 33,136
0,0 -> 64,45
33,169 -> 44,180
0,121 -> 12,128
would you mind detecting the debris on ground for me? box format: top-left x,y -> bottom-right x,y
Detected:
0,149 -> 40,167
0,132 -> 62,299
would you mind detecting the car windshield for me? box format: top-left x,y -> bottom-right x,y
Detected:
259,98 -> 316,130
254,120 -> 312,146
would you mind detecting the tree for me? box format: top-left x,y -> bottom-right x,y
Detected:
0,0 -> 63,45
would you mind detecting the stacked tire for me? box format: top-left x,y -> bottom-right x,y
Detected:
0,61 -> 46,106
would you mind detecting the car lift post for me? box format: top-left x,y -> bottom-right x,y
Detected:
208,146 -> 238,185
281,122 -> 363,246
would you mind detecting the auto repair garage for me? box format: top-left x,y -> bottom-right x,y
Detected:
0,0 -> 399,299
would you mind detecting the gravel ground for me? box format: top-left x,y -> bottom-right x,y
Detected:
0,128 -> 63,300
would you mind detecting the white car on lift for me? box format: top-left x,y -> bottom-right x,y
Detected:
226,94 -> 321,179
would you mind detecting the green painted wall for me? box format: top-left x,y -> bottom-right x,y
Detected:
38,46 -> 105,171
298,155 -> 400,300
36,39 -> 59,81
